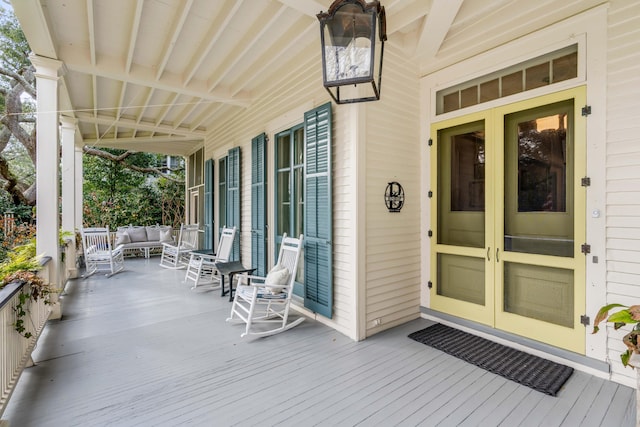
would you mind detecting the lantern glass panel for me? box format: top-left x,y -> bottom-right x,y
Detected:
322,4 -> 376,85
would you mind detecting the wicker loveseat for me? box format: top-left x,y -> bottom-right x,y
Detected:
114,225 -> 175,258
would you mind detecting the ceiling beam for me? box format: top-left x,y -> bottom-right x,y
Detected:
207,3 -> 288,92
59,46 -> 251,107
415,0 -> 463,58
86,0 -> 96,66
155,0 -> 195,81
183,0 -> 245,87
75,111 -> 206,137
275,0 -> 326,18
125,0 -> 145,73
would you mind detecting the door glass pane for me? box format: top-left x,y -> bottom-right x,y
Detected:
438,121 -> 485,248
504,100 -> 574,257
437,253 -> 485,306
504,262 -> 574,328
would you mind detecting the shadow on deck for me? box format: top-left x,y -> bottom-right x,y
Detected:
2,258 -> 636,426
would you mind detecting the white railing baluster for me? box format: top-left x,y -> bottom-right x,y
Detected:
0,274 -> 52,418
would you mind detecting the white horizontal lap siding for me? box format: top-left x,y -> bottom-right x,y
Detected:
331,103 -> 357,337
364,47 -> 421,337
205,46 -> 357,339
605,0 -> 640,386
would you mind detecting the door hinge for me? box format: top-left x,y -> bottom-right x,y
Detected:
428,230 -> 433,237
428,281 -> 433,289
581,177 -> 591,187
581,244 -> 591,254
428,138 -> 433,146
581,105 -> 592,116
428,190 -> 433,198
580,315 -> 590,326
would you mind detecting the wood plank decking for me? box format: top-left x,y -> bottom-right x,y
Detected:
2,258 -> 635,426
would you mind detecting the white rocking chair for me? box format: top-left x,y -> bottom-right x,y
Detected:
81,226 -> 125,277
227,233 -> 304,338
159,224 -> 199,269
184,226 -> 236,289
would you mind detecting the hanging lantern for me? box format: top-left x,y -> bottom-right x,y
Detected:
317,0 -> 387,104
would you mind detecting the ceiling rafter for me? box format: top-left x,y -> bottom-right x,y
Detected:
190,102 -> 225,132
76,111 -> 205,137
92,74 -> 98,118
86,0 -> 96,66
386,0 -> 431,35
230,20 -> 316,97
59,47 -> 251,107
116,81 -> 128,123
275,0 -> 326,18
183,0 -> 245,87
415,0 -> 463,58
155,0 -> 195,81
207,3 -> 288,93
153,92 -> 180,137
173,97 -> 202,130
125,0 -> 145,73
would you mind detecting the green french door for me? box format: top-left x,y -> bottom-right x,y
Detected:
430,88 -> 586,353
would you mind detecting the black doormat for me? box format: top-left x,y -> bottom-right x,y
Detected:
408,323 -> 573,396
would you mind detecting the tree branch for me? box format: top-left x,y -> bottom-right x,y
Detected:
82,146 -> 183,183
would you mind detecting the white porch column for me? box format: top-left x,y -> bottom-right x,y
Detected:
61,117 -> 78,279
75,145 -> 83,231
30,55 -> 63,291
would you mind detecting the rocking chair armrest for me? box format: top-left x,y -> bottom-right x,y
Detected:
113,244 -> 125,254
236,274 -> 265,286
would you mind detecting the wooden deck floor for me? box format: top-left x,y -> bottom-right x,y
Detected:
2,258 -> 635,426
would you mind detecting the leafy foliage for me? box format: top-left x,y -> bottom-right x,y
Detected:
592,303 -> 640,367
83,150 -> 184,229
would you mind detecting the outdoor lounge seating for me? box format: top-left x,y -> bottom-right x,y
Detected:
227,233 -> 304,338
115,225 -> 174,258
81,226 -> 125,277
184,226 -> 236,289
159,223 -> 199,269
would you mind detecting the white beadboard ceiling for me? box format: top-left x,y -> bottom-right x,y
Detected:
10,0 -> 605,156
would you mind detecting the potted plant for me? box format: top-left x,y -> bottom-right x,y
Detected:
592,303 -> 640,367
592,303 -> 640,425
0,240 -> 55,338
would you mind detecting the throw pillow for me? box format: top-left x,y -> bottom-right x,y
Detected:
264,264 -> 290,293
128,226 -> 148,243
159,227 -> 174,243
115,230 -> 131,246
145,225 -> 161,241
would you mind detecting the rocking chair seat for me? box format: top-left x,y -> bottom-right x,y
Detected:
227,233 -> 304,338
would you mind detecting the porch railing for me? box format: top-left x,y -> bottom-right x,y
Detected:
0,262 -> 52,419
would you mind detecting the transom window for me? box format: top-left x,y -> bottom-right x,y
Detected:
437,44 -> 577,115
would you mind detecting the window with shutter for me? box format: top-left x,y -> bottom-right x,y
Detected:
303,103 -> 332,318
227,147 -> 241,261
251,133 -> 267,276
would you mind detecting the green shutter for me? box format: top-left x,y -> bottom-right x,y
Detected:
218,156 -> 227,234
304,102 -> 332,318
227,147 -> 241,261
251,133 -> 267,276
204,159 -> 214,250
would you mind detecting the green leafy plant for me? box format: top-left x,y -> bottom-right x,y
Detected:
0,239 -> 55,338
592,303 -> 640,367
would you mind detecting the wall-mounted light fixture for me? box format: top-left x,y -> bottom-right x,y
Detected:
384,181 -> 404,212
317,0 -> 386,104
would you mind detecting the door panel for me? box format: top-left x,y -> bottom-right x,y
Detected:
431,87 -> 586,353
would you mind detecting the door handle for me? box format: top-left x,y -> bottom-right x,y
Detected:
496,248 -> 500,262
487,247 -> 491,261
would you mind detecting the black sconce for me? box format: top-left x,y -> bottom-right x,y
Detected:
384,181 -> 404,212
317,0 -> 387,104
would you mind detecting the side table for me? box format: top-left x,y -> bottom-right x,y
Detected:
215,260 -> 256,301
